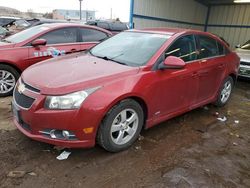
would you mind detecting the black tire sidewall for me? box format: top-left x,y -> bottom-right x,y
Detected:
99,99 -> 144,152
0,64 -> 20,97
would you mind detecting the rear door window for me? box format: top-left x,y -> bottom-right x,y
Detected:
198,35 -> 219,59
165,35 -> 197,62
80,28 -> 108,42
39,27 -> 77,45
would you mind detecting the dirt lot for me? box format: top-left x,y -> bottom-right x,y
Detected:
0,80 -> 250,188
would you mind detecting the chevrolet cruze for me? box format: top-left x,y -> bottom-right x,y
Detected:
12,28 -> 240,152
0,23 -> 112,97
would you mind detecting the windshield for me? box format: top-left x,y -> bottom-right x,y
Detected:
240,40 -> 250,50
5,25 -> 50,43
90,32 -> 170,66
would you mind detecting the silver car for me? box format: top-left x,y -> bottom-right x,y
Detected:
236,40 -> 250,78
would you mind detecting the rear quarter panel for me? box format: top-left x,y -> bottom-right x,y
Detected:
226,51 -> 240,77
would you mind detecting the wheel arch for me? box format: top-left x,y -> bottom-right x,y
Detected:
100,94 -> 149,129
0,61 -> 22,74
228,73 -> 237,84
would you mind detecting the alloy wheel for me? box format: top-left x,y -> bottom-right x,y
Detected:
110,108 -> 139,145
220,80 -> 232,103
0,70 -> 16,94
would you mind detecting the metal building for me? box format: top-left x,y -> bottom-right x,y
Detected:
53,9 -> 95,21
129,0 -> 250,47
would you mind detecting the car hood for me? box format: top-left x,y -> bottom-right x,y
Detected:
235,49 -> 250,62
0,41 -> 15,49
22,53 -> 140,95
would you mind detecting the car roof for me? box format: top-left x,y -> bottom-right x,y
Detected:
34,23 -> 113,35
130,27 -> 201,36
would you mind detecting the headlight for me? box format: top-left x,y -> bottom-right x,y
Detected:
45,87 -> 100,110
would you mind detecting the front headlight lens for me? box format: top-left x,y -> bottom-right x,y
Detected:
45,87 -> 100,110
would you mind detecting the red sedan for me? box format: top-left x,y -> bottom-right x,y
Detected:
0,23 -> 112,96
12,28 -> 240,152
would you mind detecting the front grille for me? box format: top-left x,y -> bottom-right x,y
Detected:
22,80 -> 40,93
14,88 -> 35,109
240,61 -> 250,66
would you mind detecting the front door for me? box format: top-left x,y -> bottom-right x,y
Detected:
27,27 -> 80,66
149,35 -> 200,120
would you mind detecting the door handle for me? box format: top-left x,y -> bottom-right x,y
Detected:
71,49 -> 77,52
218,64 -> 225,68
192,72 -> 199,77
200,71 -> 209,76
201,59 -> 207,63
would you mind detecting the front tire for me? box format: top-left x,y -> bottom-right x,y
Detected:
97,99 -> 144,152
214,76 -> 234,107
0,64 -> 20,97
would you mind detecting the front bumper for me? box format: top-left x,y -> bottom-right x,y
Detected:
239,64 -> 250,78
13,118 -> 94,148
12,81 -> 104,148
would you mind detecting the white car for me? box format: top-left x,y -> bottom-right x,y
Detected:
236,40 -> 250,79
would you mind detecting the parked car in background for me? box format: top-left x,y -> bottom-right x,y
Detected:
235,40 -> 250,79
7,19 -> 31,34
0,23 -> 112,96
0,17 -> 31,35
0,26 -> 11,39
86,20 -> 128,34
26,18 -> 68,27
12,28 -> 239,152
0,16 -> 21,27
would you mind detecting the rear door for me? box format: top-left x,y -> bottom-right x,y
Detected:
27,27 -> 80,66
195,35 -> 227,104
79,28 -> 110,51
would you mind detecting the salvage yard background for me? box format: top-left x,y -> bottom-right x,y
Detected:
130,0 -> 250,47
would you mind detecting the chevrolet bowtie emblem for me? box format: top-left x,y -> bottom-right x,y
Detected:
18,83 -> 26,94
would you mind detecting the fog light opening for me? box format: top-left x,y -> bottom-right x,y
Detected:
62,130 -> 70,139
49,129 -> 57,139
39,129 -> 77,140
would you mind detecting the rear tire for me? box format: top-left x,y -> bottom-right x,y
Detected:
97,99 -> 144,152
0,64 -> 20,97
214,76 -> 234,107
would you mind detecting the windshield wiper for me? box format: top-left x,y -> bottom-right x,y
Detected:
94,53 -> 127,66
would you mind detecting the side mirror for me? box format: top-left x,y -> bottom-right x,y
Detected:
31,39 -> 47,47
235,44 -> 241,48
159,56 -> 185,70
